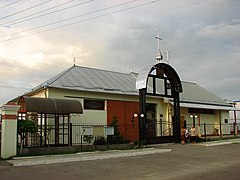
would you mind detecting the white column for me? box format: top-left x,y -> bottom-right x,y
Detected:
1,103 -> 20,159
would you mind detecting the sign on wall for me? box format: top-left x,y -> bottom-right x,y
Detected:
105,127 -> 114,136
81,126 -> 93,135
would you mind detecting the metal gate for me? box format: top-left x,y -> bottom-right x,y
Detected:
146,120 -> 175,144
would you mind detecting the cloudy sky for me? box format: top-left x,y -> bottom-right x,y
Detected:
0,0 -> 239,106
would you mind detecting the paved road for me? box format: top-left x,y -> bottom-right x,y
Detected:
0,143 -> 240,180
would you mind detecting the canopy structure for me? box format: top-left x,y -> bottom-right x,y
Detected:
179,102 -> 235,111
19,96 -> 83,114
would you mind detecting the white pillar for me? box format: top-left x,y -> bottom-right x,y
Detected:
1,103 -> 20,159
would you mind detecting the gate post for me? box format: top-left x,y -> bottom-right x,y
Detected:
1,103 -> 20,159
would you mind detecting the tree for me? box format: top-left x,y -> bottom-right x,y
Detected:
17,119 -> 38,153
108,116 -> 129,144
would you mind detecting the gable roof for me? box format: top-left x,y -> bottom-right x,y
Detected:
28,65 -> 232,109
32,65 -> 138,95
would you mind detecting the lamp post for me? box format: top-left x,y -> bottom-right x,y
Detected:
133,112 -> 145,147
190,114 -> 198,127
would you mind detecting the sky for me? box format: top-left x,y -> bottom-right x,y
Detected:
0,0 -> 239,106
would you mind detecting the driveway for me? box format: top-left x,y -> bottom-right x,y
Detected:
0,143 -> 240,180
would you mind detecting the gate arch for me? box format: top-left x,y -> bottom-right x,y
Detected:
136,62 -> 183,143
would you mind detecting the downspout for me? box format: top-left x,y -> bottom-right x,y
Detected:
219,110 -> 222,138
44,86 -> 47,98
198,114 -> 201,137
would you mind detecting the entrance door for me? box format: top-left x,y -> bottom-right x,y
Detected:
55,114 -> 70,146
180,116 -> 185,129
146,104 -> 156,137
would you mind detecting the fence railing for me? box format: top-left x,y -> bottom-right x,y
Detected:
19,123 -> 137,148
186,123 -> 240,140
19,122 -> 240,148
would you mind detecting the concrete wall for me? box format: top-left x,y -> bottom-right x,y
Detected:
46,87 -> 169,126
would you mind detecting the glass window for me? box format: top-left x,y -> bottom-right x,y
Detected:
84,99 -> 105,110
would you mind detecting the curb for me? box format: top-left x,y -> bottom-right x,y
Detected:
8,148 -> 172,167
205,141 -> 232,147
198,139 -> 240,147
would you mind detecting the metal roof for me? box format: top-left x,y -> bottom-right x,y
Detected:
179,102 -> 235,111
33,65 -> 138,95
28,65 -> 232,109
22,96 -> 83,114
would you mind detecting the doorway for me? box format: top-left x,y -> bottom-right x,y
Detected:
146,104 -> 156,137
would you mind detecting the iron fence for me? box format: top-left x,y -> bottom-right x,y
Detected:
186,123 -> 240,140
155,120 -> 173,137
19,123 -> 137,148
19,121 -> 240,148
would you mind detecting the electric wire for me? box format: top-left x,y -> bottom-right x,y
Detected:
0,0 -> 76,26
0,0 -> 143,39
0,0 -> 22,9
1,0 -> 94,27
0,0 -> 53,20
0,0 -> 160,42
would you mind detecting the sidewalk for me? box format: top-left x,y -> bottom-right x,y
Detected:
7,148 -> 172,167
5,138 -> 240,167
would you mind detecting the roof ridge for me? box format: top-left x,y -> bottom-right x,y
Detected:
74,65 -> 131,76
32,66 -> 75,90
47,65 -> 75,85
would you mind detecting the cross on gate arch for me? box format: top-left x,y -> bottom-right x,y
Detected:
136,62 -> 183,143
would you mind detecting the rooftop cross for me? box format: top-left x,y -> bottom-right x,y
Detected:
155,33 -> 163,63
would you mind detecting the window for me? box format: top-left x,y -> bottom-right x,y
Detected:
188,108 -> 214,114
84,99 -> 105,110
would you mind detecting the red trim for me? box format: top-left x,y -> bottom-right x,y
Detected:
2,114 -> 17,120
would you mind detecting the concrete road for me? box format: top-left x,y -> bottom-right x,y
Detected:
0,143 -> 240,180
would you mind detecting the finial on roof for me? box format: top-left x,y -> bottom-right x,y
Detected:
73,57 -> 76,66
129,67 -> 133,72
155,33 -> 163,63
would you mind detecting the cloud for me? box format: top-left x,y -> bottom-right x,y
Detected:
0,0 -> 240,105
197,20 -> 240,40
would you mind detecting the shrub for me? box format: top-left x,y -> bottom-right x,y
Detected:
83,135 -> 94,144
94,136 -> 107,145
108,117 -> 129,144
17,119 -> 38,153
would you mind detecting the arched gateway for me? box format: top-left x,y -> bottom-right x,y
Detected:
136,62 -> 183,143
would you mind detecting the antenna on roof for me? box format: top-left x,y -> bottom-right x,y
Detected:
165,49 -> 170,64
155,33 -> 163,63
73,57 -> 76,66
